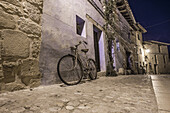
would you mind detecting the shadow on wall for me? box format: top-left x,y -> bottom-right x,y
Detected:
39,30 -> 70,85
39,29 -> 83,85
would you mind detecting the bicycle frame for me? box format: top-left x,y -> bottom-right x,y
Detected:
57,41 -> 97,85
70,42 -> 90,73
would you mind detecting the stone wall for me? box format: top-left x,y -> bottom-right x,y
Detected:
0,0 -> 43,92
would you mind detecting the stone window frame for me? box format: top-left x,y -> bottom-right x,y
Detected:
116,40 -> 120,52
76,15 -> 86,38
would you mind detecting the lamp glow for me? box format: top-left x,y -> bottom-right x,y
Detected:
146,49 -> 150,53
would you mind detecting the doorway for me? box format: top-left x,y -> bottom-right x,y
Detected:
126,51 -> 131,70
93,25 -> 102,72
154,64 -> 157,74
154,55 -> 158,74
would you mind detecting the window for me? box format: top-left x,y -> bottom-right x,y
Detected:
76,15 -> 86,37
139,48 -> 142,54
116,40 -> 120,52
138,33 -> 140,40
158,45 -> 161,53
163,55 -> 166,68
154,55 -> 157,64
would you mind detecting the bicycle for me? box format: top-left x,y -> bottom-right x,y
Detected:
57,41 -> 97,85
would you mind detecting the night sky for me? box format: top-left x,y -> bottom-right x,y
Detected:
128,0 -> 170,53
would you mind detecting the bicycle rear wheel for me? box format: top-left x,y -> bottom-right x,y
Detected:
57,54 -> 83,85
88,59 -> 97,80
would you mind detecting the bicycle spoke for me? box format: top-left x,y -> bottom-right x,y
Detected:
57,55 -> 83,85
88,59 -> 97,80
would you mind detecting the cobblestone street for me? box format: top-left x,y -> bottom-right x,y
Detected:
0,75 -> 158,113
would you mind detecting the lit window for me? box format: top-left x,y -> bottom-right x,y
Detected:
116,40 -> 120,51
76,15 -> 86,37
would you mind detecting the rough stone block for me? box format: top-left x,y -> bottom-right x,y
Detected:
31,40 -> 40,58
21,76 -> 33,86
0,70 -> 3,78
26,0 -> 43,6
0,82 -> 5,91
4,82 -> 25,92
2,30 -> 30,58
0,2 -> 22,16
29,79 -> 41,88
118,68 -> 125,75
1,0 -> 20,6
3,65 -> 15,83
0,8 -> 16,29
18,18 -> 41,36
21,59 -> 41,86
23,2 -> 41,23
26,0 -> 43,12
0,77 -> 3,83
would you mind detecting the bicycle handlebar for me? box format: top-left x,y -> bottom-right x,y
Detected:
75,41 -> 88,47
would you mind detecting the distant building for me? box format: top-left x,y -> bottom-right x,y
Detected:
143,41 -> 170,74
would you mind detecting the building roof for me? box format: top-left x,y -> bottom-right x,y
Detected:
136,23 -> 147,33
143,40 -> 170,46
116,0 -> 146,33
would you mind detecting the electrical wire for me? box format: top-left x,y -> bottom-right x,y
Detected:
145,19 -> 170,28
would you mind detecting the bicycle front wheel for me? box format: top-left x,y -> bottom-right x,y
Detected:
88,59 -> 97,80
57,54 -> 83,85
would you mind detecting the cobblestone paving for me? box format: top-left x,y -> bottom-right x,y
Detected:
0,75 -> 158,113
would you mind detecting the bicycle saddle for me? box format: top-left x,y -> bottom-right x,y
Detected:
81,49 -> 89,53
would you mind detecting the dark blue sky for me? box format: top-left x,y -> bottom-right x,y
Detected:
128,0 -> 170,52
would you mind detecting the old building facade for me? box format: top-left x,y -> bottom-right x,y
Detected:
110,0 -> 147,75
143,41 -> 170,74
134,24 -> 147,74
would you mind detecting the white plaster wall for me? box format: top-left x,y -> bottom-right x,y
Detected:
40,0 -> 106,84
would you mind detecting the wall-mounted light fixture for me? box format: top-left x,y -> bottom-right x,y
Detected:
145,49 -> 150,53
